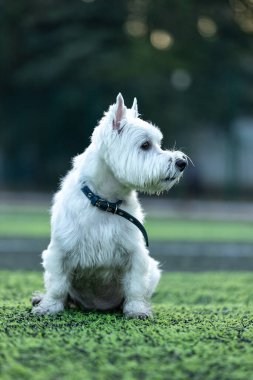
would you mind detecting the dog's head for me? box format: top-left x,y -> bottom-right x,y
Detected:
92,93 -> 187,194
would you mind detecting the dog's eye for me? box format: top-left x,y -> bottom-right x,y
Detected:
141,141 -> 151,150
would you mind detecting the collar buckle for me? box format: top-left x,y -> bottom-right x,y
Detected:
95,199 -> 110,212
95,199 -> 118,214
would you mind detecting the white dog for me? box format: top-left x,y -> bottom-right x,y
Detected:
32,94 -> 187,318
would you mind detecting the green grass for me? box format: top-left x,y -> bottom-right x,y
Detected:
0,206 -> 253,242
1,271 -> 253,380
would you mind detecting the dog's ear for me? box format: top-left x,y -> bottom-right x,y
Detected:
131,97 -> 138,117
113,93 -> 126,131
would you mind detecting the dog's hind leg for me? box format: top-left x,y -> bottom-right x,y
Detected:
31,242 -> 71,315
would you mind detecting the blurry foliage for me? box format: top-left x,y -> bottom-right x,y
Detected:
0,0 -> 253,189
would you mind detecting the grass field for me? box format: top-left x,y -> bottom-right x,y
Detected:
0,271 -> 253,380
0,206 -> 253,242
1,206 -> 252,378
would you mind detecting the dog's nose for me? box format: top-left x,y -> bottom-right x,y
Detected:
175,158 -> 187,172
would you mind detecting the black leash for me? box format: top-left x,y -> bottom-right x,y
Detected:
81,185 -> 149,247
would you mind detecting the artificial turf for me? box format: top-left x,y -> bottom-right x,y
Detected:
1,271 -> 253,380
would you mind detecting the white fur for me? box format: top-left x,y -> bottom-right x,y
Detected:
32,94 -> 186,318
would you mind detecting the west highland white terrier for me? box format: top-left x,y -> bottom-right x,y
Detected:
32,93 -> 187,318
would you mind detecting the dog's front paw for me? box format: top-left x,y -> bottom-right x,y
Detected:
31,299 -> 64,315
125,311 -> 153,319
123,300 -> 153,319
31,292 -> 44,306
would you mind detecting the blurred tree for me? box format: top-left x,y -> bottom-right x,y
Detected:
0,0 -> 253,190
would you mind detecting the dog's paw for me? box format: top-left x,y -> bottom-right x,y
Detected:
31,292 -> 44,306
31,300 -> 64,315
123,300 -> 152,319
125,311 -> 153,319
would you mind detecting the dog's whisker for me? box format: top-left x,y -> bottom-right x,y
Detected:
185,154 -> 194,167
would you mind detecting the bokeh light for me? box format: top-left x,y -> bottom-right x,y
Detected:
124,19 -> 148,37
197,17 -> 218,38
150,30 -> 174,50
171,69 -> 192,91
231,0 -> 253,33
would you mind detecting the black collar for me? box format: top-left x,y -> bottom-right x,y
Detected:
81,185 -> 149,247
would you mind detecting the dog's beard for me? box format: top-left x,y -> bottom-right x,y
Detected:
134,173 -> 182,195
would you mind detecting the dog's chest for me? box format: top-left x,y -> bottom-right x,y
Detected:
53,188 -> 144,269
61,196 -> 143,266
64,211 -> 135,268
74,239 -> 130,269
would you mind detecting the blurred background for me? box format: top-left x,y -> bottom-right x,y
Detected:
0,0 -> 253,271
1,0 -> 253,197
